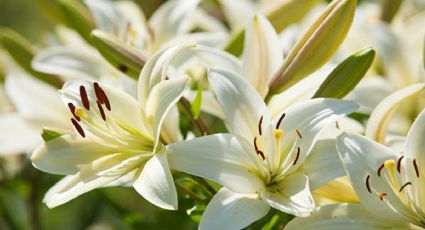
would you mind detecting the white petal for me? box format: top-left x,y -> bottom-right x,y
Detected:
217,0 -> 256,31
160,106 -> 183,144
285,203 -> 415,230
192,45 -> 242,73
277,98 -> 358,173
336,132 -> 413,222
85,0 -> 127,37
32,46 -> 106,80
31,135 -> 120,175
163,32 -> 227,49
242,15 -> 282,97
5,73 -> 69,129
199,187 -> 269,230
261,173 -> 315,217
365,83 -> 425,143
300,139 -> 345,190
319,117 -> 365,140
145,76 -> 189,150
208,68 -> 275,162
133,151 -> 177,210
312,177 -> 359,205
0,114 -> 41,155
138,42 -> 196,108
167,134 -> 265,193
405,109 -> 425,167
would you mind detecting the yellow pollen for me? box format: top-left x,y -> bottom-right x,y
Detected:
273,129 -> 284,139
384,160 -> 395,172
75,108 -> 89,120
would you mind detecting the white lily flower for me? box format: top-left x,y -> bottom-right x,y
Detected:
31,43 -> 193,209
167,67 -> 358,229
287,108 -> 425,229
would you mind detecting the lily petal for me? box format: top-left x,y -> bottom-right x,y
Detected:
133,151 -> 177,210
199,187 -> 269,230
208,68 -> 275,162
168,134 -> 265,193
145,76 -> 190,150
261,173 -> 315,217
300,139 -> 345,190
192,45 -> 242,73
0,114 -> 40,155
365,83 -> 425,143
285,203 -> 416,230
242,15 -> 282,97
85,0 -> 127,37
405,109 -> 425,168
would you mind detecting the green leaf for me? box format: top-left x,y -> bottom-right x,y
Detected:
0,28 -> 62,88
91,30 -> 146,80
59,0 -> 95,43
191,85 -> 203,119
313,47 -> 375,99
379,0 -> 402,23
269,0 -> 356,94
224,0 -> 318,56
41,128 -> 63,142
186,204 -> 206,223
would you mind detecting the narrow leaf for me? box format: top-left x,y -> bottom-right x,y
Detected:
59,0 -> 96,43
313,48 -> 375,99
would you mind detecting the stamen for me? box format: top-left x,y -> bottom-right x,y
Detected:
67,103 -> 80,121
296,128 -> 303,139
365,175 -> 372,193
253,137 -> 265,160
396,156 -> 404,174
93,82 -> 111,111
335,120 -> 340,129
292,146 -> 300,165
71,118 -> 85,138
97,100 -> 106,121
258,116 -> 263,136
79,85 -> 90,110
377,163 -> 385,177
378,192 -> 387,200
399,182 -> 412,192
276,113 -> 286,129
413,159 -> 420,178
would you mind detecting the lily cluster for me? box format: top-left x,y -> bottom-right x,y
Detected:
0,0 -> 424,229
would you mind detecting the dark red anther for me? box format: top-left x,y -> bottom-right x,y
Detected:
97,100 -> 106,121
258,116 -> 263,136
377,163 -> 385,177
296,128 -> 303,139
71,118 -> 85,138
292,146 -> 300,165
67,103 -> 80,121
276,113 -> 286,129
399,182 -> 412,192
366,175 -> 372,193
79,85 -> 90,110
413,159 -> 420,178
397,156 -> 404,174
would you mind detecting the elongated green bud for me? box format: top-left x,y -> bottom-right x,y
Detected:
225,0 -> 318,56
59,0 -> 95,43
269,0 -> 356,94
91,30 -> 146,79
0,28 -> 62,87
313,48 -> 375,99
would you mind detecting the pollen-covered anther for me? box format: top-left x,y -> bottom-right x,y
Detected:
397,156 -> 404,174
378,192 -> 387,201
276,113 -> 286,129
79,85 -> 90,110
258,116 -> 263,136
365,175 -> 372,193
71,118 -> 85,138
399,182 -> 412,192
296,128 -> 303,139
292,146 -> 300,165
67,103 -> 80,121
253,137 -> 265,160
93,82 -> 111,111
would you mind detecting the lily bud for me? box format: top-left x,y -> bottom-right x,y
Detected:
91,30 -> 146,80
313,48 -> 375,99
59,0 -> 95,43
225,0 -> 318,56
0,28 -> 62,87
269,0 -> 356,94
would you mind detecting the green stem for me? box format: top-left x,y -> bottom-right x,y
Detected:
179,97 -> 209,135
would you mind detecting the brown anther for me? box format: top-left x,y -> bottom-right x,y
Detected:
335,120 -> 340,129
377,163 -> 385,177
276,113 -> 286,129
79,85 -> 90,110
399,182 -> 412,192
118,65 -> 128,73
93,82 -> 111,111
67,103 -> 80,121
296,128 -> 303,139
71,118 -> 85,138
397,156 -> 404,174
253,137 -> 265,160
292,146 -> 300,165
96,100 -> 106,121
366,175 -> 372,193
378,192 -> 387,201
413,159 -> 420,178
258,116 -> 263,136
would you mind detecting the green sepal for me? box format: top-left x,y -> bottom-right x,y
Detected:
41,128 -> 63,142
